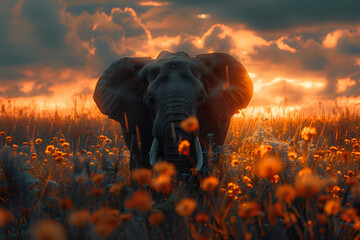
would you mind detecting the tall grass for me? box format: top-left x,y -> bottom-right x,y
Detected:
0,98 -> 360,239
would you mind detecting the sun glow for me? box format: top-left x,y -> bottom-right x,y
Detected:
139,1 -> 170,7
197,14 -> 210,19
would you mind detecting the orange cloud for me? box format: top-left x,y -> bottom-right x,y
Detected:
276,37 -> 297,53
323,30 -> 348,48
337,77 -> 356,93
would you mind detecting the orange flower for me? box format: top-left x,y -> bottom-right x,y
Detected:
237,202 -> 260,219
132,168 -> 152,187
0,207 -> 14,227
119,213 -> 132,223
178,140 -> 190,156
243,176 -> 251,184
92,173 -> 105,185
154,161 -> 176,176
180,116 -> 199,132
46,145 -> 55,153
231,158 -> 239,167
288,152 -> 297,160
341,207 -> 358,223
32,219 -> 66,240
148,211 -> 164,226
283,212 -> 297,227
35,138 -> 43,145
272,175 -> 280,183
298,168 -> 312,176
201,176 -> 219,193
125,191 -> 152,211
62,142 -> 70,149
267,202 -> 284,225
175,198 -> 197,217
275,185 -> 296,204
295,170 -> 337,198
68,210 -> 90,228
109,183 -> 122,195
0,131 -> 6,137
151,175 -> 173,194
324,199 -> 341,215
301,127 -> 316,141
75,175 -> 86,184
256,158 -> 282,180
55,156 -> 64,164
195,213 -> 209,224
254,145 -> 269,159
91,207 -> 120,239
52,150 -> 62,158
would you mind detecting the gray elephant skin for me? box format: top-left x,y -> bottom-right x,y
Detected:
93,51 -> 253,175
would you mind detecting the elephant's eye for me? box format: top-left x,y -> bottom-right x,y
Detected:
197,91 -> 207,104
147,94 -> 155,105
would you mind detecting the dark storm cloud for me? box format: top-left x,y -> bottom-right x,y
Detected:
172,0 -> 360,31
337,34 -> 360,55
0,0 -> 88,70
22,0 -> 67,48
63,0 -> 138,15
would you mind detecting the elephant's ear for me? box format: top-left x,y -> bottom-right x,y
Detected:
196,53 -> 253,145
94,57 -> 155,168
93,57 -> 151,122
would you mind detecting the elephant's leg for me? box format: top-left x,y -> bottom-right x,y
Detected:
129,134 -> 141,170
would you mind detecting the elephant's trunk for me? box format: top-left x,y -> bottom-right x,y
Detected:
151,118 -> 202,175
162,121 -> 193,173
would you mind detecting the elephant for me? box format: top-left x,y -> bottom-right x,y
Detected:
93,51 -> 253,175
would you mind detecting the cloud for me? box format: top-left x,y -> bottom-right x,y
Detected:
248,27 -> 360,103
171,0 -> 360,32
0,0 -> 359,107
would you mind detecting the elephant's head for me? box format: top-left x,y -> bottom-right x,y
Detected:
93,51 -> 253,175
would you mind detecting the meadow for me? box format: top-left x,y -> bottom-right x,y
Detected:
0,97 -> 360,240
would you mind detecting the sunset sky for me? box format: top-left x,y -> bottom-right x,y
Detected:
0,0 -> 359,107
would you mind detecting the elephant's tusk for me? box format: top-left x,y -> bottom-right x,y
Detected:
149,138 -> 159,166
194,137 -> 203,171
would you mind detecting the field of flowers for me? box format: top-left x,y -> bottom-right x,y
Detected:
1,98 -> 360,240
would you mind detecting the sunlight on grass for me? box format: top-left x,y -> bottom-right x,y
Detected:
0,98 -> 360,239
